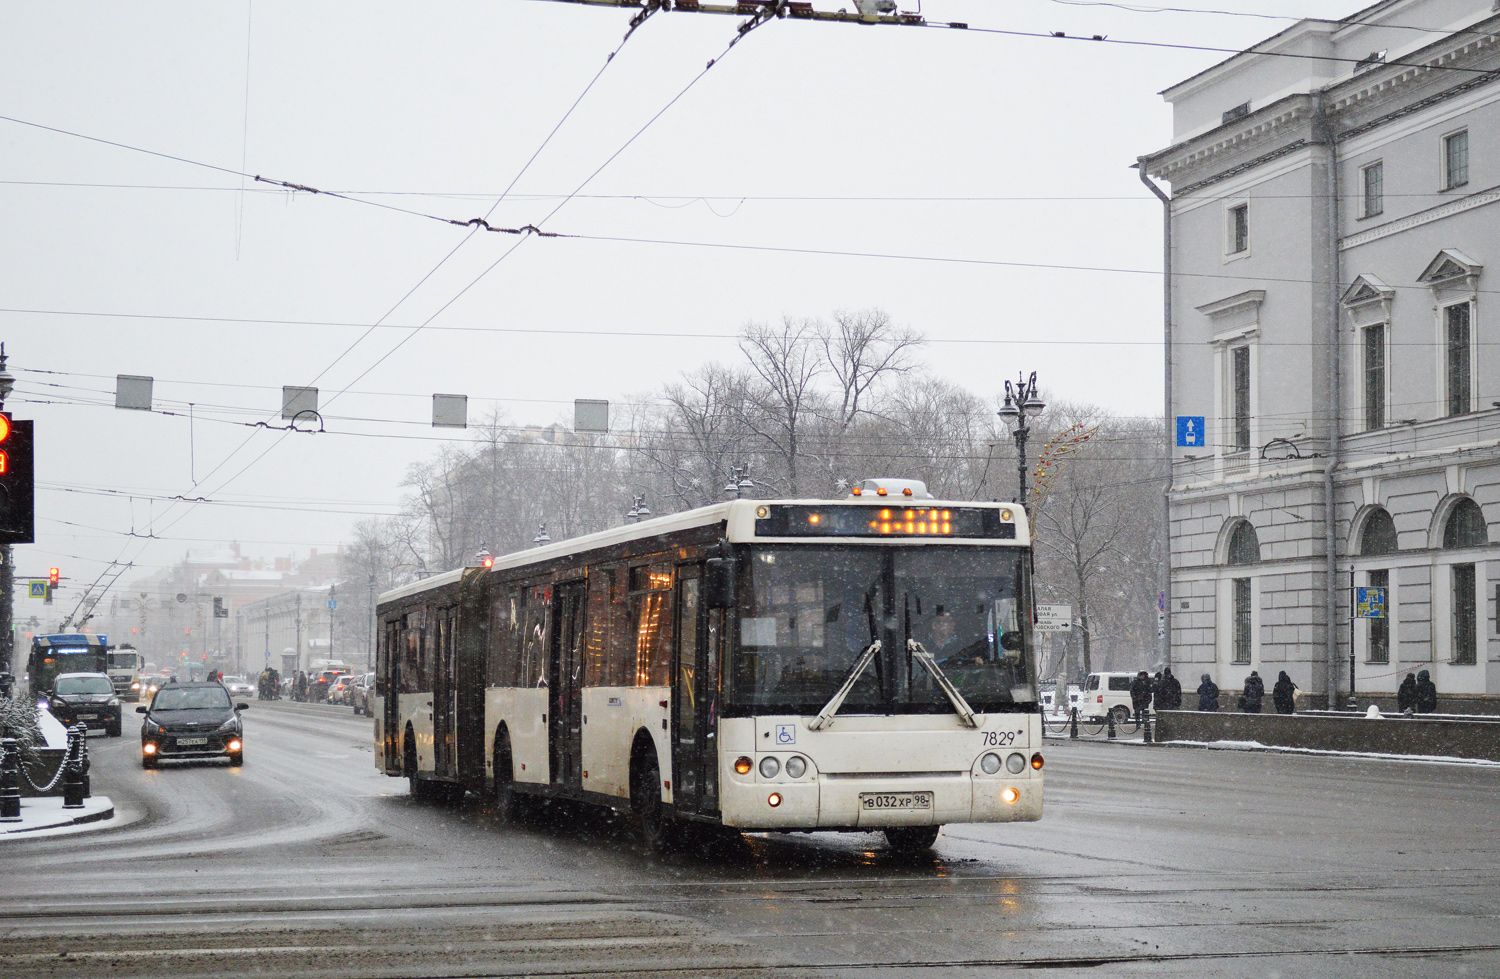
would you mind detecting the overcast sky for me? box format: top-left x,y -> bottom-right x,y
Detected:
1,0 -> 1362,610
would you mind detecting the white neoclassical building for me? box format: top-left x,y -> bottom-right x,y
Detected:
1141,0 -> 1500,709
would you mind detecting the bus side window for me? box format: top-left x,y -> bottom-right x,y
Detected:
585,569 -> 615,687
519,586 -> 551,687
629,564 -> 674,687
487,594 -> 513,688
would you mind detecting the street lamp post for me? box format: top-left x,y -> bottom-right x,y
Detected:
996,371 -> 1046,510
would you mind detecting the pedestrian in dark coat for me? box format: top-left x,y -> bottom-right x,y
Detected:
1128,670 -> 1152,721
1272,670 -> 1298,714
1415,669 -> 1438,713
1396,673 -> 1417,713
1197,674 -> 1219,711
1158,667 -> 1183,710
1242,671 -> 1265,713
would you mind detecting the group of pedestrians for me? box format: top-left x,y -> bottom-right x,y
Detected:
1128,667 -> 1183,720
1396,670 -> 1440,714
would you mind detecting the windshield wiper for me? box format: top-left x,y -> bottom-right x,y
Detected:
808,640 -> 882,731
907,639 -> 978,728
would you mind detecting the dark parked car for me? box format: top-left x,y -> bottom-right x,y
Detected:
46,672 -> 123,737
137,682 -> 248,768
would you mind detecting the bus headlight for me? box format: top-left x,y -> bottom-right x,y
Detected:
1006,752 -> 1026,774
758,756 -> 780,778
784,756 -> 806,779
767,792 -> 782,807
980,752 -> 1001,775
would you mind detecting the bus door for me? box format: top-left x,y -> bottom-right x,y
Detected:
434,607 -> 458,777
383,619 -> 403,772
671,565 -> 716,814
548,580 -> 588,789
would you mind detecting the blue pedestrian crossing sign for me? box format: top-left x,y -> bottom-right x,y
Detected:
1355,587 -> 1386,618
28,581 -> 45,598
1176,416 -> 1206,448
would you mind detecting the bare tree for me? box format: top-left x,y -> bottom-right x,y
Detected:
738,317 -> 827,496
820,309 -> 923,431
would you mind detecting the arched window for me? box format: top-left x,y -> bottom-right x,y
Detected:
1360,508 -> 1398,556
1226,520 -> 1260,566
1443,498 -> 1488,549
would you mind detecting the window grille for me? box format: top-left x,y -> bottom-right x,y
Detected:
1452,563 -> 1477,665
1232,578 -> 1252,664
1367,569 -> 1389,664
1446,303 -> 1471,416
1364,324 -> 1385,430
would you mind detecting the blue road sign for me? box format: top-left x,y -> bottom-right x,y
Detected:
1176,416 -> 1206,448
1355,587 -> 1386,618
28,581 -> 45,598
328,599 -> 337,610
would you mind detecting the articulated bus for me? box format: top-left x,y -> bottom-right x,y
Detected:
374,480 -> 1043,852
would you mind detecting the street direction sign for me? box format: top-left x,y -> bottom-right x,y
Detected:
1355,587 -> 1386,618
1036,605 -> 1073,633
1176,416 -> 1206,448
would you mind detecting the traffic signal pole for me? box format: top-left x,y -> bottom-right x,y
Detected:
0,347 -> 15,675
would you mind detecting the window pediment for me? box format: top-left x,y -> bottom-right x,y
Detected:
1340,274 -> 1393,309
1198,289 -> 1265,343
1417,248 -> 1482,288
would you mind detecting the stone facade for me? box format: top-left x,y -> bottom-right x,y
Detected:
1143,0 -> 1500,706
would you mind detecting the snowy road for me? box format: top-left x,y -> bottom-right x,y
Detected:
2,700 -> 1497,977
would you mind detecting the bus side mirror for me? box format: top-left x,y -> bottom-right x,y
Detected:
705,557 -> 737,609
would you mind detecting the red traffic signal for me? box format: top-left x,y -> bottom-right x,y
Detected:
0,413 -> 34,545
48,567 -> 59,585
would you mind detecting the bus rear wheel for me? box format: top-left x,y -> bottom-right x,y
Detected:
884,825 -> 940,854
494,734 -> 521,822
632,754 -> 676,855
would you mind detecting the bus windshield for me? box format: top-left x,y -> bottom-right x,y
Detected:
730,544 -> 1035,715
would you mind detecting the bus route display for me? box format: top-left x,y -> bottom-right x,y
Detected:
754,505 -> 1017,539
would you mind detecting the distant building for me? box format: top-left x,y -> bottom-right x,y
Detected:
1141,0 -> 1500,707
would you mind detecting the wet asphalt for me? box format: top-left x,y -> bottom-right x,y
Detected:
1,699 -> 1497,978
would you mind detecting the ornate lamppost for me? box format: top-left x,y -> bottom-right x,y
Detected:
996,371 -> 1046,510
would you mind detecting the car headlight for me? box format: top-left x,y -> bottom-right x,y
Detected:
36,697 -> 49,710
143,720 -> 161,734
217,718 -> 242,733
109,699 -> 120,707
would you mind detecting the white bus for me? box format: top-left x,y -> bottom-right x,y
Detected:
373,481 -> 1044,852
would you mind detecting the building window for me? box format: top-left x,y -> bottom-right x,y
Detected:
1367,568 -> 1389,664
1445,302 -> 1472,416
1452,563 -> 1477,665
1442,497 -> 1487,549
1226,519 -> 1261,566
1443,130 -> 1469,190
1231,345 -> 1251,451
1227,203 -> 1249,254
1364,324 -> 1386,430
1232,578 -> 1252,664
1361,161 -> 1384,218
1360,508 -> 1399,556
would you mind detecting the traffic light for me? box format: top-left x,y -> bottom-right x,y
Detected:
0,413 -> 35,544
48,567 -> 59,585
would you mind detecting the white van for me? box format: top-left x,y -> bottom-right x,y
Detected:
1082,672 -> 1143,722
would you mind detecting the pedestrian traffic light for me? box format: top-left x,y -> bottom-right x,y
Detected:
0,413 -> 35,545
48,567 -> 59,585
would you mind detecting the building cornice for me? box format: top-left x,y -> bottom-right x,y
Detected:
1342,184 -> 1500,250
1144,15 -> 1500,190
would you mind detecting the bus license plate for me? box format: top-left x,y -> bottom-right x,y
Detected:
860,791 -> 932,811
178,738 -> 207,746
77,714 -> 97,720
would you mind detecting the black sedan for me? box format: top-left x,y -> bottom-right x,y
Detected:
138,682 -> 248,768
47,672 -> 123,737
